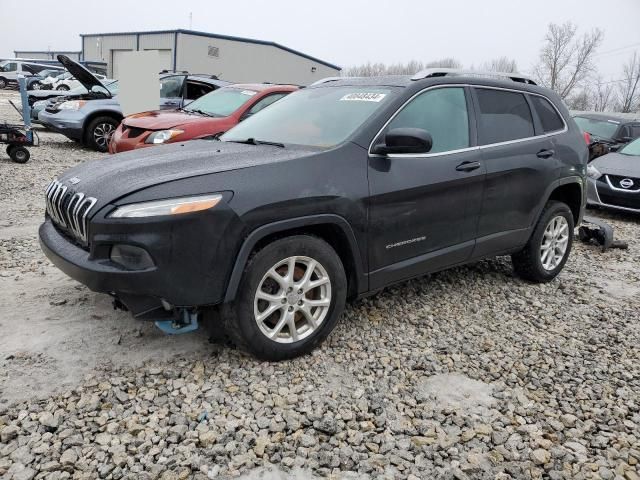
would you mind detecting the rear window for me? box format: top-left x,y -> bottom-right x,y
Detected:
475,88 -> 535,145
530,96 -> 564,133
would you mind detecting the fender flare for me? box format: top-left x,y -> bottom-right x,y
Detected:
223,214 -> 366,303
534,175 -> 585,226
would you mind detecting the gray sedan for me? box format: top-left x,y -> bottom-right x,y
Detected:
587,137 -> 640,214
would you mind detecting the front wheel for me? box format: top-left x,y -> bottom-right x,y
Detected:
221,235 -> 347,361
512,201 -> 574,283
0,77 -> 6,89
56,85 -> 70,91
30,81 -> 42,90
86,116 -> 119,152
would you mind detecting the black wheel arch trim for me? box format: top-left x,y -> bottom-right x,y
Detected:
535,175 -> 585,226
223,214 -> 366,303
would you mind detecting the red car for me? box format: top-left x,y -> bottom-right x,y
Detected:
109,83 -> 298,153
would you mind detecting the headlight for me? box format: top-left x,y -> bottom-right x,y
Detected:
108,194 -> 223,218
145,129 -> 184,144
58,100 -> 86,111
587,164 -> 602,180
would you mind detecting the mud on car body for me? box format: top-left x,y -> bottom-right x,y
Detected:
39,69 -> 588,360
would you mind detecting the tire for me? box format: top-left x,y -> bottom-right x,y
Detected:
9,146 -> 30,164
0,77 -> 6,89
86,116 -> 119,152
30,81 -> 42,90
221,235 -> 347,361
512,201 -> 574,283
56,85 -> 70,91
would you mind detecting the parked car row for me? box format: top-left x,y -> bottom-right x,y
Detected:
0,59 -> 64,89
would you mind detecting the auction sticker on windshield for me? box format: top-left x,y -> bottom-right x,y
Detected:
340,92 -> 387,102
241,90 -> 257,96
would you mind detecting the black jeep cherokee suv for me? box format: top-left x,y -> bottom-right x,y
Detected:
39,69 -> 587,360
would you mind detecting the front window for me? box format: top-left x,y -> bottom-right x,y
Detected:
185,87 -> 260,117
383,87 -> 469,153
574,116 -> 619,141
619,138 -> 640,156
222,86 -> 394,147
160,75 -> 185,98
0,62 -> 17,72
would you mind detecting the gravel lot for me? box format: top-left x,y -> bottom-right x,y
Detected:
0,91 -> 639,480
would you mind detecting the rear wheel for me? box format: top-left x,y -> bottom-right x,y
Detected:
0,77 -> 7,89
9,146 -> 30,164
221,235 -> 347,360
512,201 -> 574,282
86,116 -> 119,152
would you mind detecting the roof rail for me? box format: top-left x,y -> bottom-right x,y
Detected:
308,76 -> 347,86
411,68 -> 537,85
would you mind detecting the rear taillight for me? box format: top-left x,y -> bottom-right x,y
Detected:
583,132 -> 591,145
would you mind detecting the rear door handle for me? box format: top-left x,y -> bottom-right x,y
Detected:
537,149 -> 555,159
456,161 -> 481,172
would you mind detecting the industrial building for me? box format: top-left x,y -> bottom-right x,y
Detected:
79,29 -> 341,84
13,50 -> 81,61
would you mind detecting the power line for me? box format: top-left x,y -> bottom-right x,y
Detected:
593,42 -> 640,58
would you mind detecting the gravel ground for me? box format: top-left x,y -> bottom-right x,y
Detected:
0,91 -> 639,480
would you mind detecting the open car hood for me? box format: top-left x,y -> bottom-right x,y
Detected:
57,55 -> 110,97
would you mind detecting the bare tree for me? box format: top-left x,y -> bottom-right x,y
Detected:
566,89 -> 592,111
617,52 -> 640,113
343,58 -> 463,77
533,22 -> 603,100
481,57 -> 519,73
592,76 -> 616,112
425,58 -> 462,69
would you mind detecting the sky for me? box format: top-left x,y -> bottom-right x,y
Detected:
1,0 -> 639,81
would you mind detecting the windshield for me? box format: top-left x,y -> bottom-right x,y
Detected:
574,116 -> 619,140
620,138 -> 640,156
222,86 -> 394,147
184,88 -> 258,117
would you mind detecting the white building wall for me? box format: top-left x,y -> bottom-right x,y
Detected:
176,33 -> 338,85
82,31 -> 340,84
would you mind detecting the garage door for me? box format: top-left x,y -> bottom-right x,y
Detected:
111,49 -> 132,80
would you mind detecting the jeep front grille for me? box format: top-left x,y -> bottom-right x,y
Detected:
45,179 -> 97,244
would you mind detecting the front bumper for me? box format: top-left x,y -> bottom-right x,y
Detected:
38,110 -> 84,141
39,202 -> 239,315
109,125 -> 153,154
587,177 -> 640,213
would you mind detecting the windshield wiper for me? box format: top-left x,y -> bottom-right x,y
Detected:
227,138 -> 285,148
188,108 -> 217,118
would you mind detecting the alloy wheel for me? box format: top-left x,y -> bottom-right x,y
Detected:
540,215 -> 569,271
253,256 -> 332,343
93,123 -> 115,149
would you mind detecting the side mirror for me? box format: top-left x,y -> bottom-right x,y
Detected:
371,128 -> 433,155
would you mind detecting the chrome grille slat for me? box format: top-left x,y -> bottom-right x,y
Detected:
45,179 -> 97,244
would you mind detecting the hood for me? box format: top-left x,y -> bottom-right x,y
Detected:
57,55 -> 109,97
592,152 -> 640,176
123,110 -> 221,130
55,140 -> 317,211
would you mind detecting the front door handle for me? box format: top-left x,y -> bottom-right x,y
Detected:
537,149 -> 555,159
456,161 -> 481,172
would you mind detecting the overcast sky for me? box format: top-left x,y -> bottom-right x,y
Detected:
1,0 -> 639,80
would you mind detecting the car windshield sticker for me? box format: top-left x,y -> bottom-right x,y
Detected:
340,92 -> 387,102
241,90 -> 257,96
607,120 -> 620,124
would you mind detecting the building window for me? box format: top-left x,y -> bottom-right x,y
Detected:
208,46 -> 220,58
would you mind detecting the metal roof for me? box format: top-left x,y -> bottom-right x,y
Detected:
80,29 -> 341,71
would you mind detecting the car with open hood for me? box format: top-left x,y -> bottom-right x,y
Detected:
38,55 -> 229,152
109,83 -> 297,153
30,81 -> 119,123
39,69 -> 587,360
587,137 -> 640,214
574,113 -> 640,160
